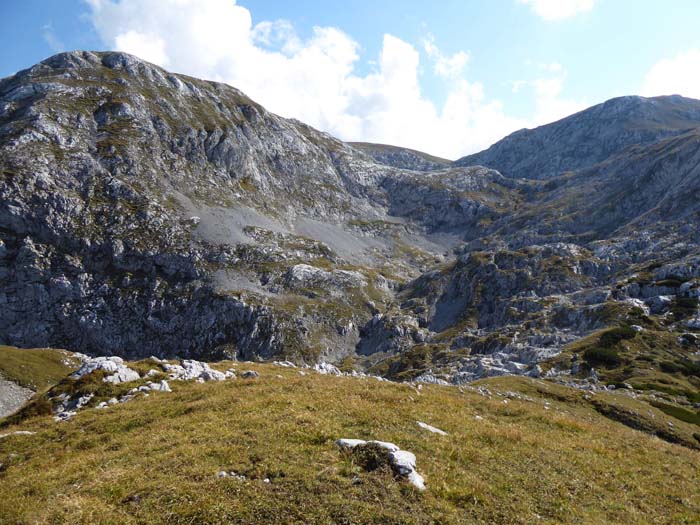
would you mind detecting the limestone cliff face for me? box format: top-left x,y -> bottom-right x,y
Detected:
0,51 -> 503,361
1,51 -> 699,381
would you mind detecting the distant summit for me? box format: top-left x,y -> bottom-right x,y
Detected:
349,142 -> 451,171
454,94 -> 700,179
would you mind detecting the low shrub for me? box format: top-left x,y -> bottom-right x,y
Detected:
660,359 -> 700,377
583,347 -> 622,367
599,325 -> 637,348
650,401 -> 700,426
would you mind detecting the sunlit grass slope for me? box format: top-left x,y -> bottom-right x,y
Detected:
1,361 -> 699,524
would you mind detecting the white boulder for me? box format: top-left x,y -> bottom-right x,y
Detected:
336,439 -> 426,490
314,362 -> 342,376
163,360 -> 227,381
147,380 -> 172,392
104,368 -> 141,384
686,316 -> 700,330
72,356 -> 141,384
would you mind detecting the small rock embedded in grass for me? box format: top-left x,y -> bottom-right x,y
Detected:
313,362 -> 341,375
54,393 -> 94,421
273,360 -> 296,368
0,431 -> 36,439
122,494 -> 141,506
416,421 -> 447,435
218,470 -> 246,481
151,380 -> 171,392
241,370 -> 259,379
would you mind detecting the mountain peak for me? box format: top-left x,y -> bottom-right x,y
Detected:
455,94 -> 700,179
39,50 -> 158,71
4,50 -> 164,82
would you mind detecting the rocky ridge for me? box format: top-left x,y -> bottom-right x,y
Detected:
454,94 -> 700,179
349,142 -> 451,171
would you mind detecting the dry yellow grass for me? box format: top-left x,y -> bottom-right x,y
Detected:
0,363 -> 699,524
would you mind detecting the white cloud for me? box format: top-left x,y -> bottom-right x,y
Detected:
512,63 -> 586,124
518,0 -> 595,21
114,30 -> 168,66
641,49 -> 700,99
85,0 -> 582,158
42,23 -> 65,53
423,35 -> 470,80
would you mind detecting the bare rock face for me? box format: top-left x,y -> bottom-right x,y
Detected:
1,51 -> 700,382
0,378 -> 33,419
0,51 -> 513,365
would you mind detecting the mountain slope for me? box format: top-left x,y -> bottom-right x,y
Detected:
0,51 -> 510,361
454,95 -> 700,179
2,52 -> 700,524
0,345 -> 80,418
1,51 -> 699,390
1,358 -> 699,524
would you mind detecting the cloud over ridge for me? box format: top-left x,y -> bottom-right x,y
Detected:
86,0 -> 595,158
87,0 -> 537,157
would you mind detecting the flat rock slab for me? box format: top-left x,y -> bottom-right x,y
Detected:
0,430 -> 36,439
416,421 -> 447,435
0,378 -> 33,419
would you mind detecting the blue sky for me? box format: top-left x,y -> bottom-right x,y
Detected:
2,1 -> 700,158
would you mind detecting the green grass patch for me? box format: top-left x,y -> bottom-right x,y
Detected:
650,401 -> 700,426
0,346 -> 79,391
598,325 -> 636,347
